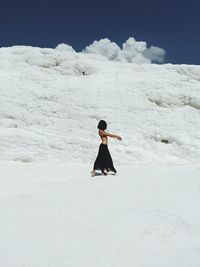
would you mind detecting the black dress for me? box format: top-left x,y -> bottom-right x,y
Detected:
93,143 -> 117,173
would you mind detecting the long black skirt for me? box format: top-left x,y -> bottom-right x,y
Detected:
93,143 -> 117,173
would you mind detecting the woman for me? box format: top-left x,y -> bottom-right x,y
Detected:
91,120 -> 122,177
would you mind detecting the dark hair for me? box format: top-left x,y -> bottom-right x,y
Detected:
97,120 -> 107,130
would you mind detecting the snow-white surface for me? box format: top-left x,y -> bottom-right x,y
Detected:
0,45 -> 200,164
0,45 -> 200,266
0,162 -> 200,267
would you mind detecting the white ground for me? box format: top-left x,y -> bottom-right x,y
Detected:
0,45 -> 200,266
0,162 -> 200,267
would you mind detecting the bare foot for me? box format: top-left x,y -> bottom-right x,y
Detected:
91,170 -> 95,177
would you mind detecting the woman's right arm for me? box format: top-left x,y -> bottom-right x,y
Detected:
100,130 -> 122,140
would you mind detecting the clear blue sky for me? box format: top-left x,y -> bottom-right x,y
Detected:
1,0 -> 200,64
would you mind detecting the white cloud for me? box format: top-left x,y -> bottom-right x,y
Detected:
83,37 -> 166,64
143,46 -> 166,63
120,37 -> 150,63
84,38 -> 121,61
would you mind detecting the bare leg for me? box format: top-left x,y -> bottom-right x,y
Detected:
102,169 -> 107,176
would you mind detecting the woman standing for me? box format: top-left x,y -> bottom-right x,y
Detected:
91,120 -> 122,177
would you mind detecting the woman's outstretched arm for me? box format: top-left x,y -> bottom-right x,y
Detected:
100,130 -> 122,140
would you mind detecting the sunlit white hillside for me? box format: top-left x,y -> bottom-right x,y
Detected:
0,44 -> 199,164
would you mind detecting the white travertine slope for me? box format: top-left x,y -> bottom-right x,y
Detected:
0,46 -> 200,164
